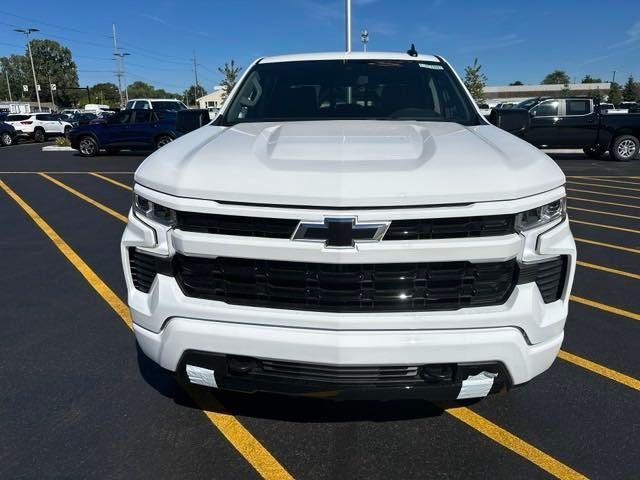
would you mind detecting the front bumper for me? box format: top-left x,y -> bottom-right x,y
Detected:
122,186 -> 576,398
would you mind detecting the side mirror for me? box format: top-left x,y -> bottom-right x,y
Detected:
489,108 -> 529,135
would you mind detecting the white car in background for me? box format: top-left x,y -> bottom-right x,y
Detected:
125,98 -> 188,111
4,113 -> 73,142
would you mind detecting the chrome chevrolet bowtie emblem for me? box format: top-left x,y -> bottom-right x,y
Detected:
292,217 -> 390,248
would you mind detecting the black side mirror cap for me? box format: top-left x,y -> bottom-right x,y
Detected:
489,108 -> 529,135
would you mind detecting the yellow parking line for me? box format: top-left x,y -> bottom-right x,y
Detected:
557,351 -> 640,391
568,206 -> 640,220
0,178 -> 294,480
567,188 -> 640,201
576,260 -> 640,280
582,177 -> 640,186
38,173 -> 128,223
89,172 -> 133,191
569,219 -> 639,234
570,295 -> 640,321
567,181 -> 640,192
445,407 -> 587,480
568,196 -> 640,210
574,237 -> 640,255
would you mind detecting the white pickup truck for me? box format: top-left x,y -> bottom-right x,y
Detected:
122,51 -> 576,402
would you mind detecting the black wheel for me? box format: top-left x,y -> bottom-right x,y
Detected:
33,128 -> 46,143
610,135 -> 639,162
1,132 -> 13,146
156,135 -> 173,149
105,148 -> 120,155
583,145 -> 606,159
78,136 -> 98,157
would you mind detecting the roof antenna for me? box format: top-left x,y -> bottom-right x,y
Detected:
407,43 -> 418,57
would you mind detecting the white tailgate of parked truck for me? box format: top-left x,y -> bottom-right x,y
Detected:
121,51 -> 576,401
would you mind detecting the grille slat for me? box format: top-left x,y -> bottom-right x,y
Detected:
174,212 -> 516,240
174,256 -> 518,312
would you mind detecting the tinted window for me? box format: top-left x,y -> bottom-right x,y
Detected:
566,100 -> 591,116
126,101 -> 136,109
531,100 -> 559,116
36,114 -> 52,121
223,60 -> 477,125
133,110 -> 153,123
134,101 -> 150,110
151,101 -> 187,111
6,115 -> 30,121
109,111 -> 133,124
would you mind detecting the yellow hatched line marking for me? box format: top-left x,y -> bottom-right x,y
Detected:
445,407 -> 588,480
557,351 -> 640,391
568,206 -> 640,220
582,177 -> 640,186
569,219 -> 639,234
567,196 -> 640,210
89,172 -> 133,191
0,178 -> 294,480
567,188 -> 640,201
38,173 -> 128,223
567,181 -> 640,192
574,237 -> 640,254
576,261 -> 640,280
570,295 -> 640,321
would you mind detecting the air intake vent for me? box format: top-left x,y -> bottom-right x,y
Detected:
128,248 -> 166,293
518,256 -> 567,303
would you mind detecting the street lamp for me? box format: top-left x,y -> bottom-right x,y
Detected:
113,52 -> 131,104
14,28 -> 41,110
360,29 -> 369,52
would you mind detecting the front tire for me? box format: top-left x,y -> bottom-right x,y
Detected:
583,145 -> 605,159
78,136 -> 98,157
1,132 -> 13,146
610,135 -> 639,162
156,135 -> 173,149
33,128 -> 46,143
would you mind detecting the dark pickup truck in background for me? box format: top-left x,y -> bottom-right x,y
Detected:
491,97 -> 640,161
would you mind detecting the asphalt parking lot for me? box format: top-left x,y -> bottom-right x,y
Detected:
0,142 -> 638,479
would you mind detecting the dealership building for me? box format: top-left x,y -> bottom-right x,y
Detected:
483,82 -> 611,105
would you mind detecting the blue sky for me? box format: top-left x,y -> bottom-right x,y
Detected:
1,0 -> 639,93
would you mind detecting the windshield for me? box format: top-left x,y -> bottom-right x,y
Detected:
223,59 -> 478,125
151,101 -> 187,111
516,98 -> 541,110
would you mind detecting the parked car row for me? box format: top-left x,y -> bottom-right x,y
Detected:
2,113 -> 73,143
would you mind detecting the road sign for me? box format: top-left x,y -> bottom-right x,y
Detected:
23,85 -> 28,92
50,84 -> 57,91
36,84 -> 41,91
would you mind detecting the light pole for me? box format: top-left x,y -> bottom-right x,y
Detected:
3,67 -> 12,102
113,52 -> 131,104
15,28 -> 41,110
360,29 -> 369,52
345,0 -> 352,52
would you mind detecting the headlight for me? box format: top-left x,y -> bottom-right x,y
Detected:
133,193 -> 176,226
515,197 -> 566,232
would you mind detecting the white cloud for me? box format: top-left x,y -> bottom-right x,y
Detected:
612,19 -> 640,47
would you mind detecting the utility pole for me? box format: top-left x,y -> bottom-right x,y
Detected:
611,70 -> 617,84
345,0 -> 352,52
193,50 -> 200,107
48,73 -> 56,111
112,24 -> 123,107
360,29 -> 369,52
15,28 -> 41,110
3,67 -> 12,102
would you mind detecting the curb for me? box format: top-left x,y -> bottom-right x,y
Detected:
42,146 -> 76,152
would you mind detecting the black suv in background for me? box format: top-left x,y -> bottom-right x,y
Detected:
0,120 -> 16,146
496,97 -> 640,161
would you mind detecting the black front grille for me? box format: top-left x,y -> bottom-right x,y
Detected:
174,211 -> 516,240
384,215 -> 515,240
518,256 -> 567,303
129,249 -> 157,293
176,211 -> 299,238
173,255 -> 519,312
257,360 -> 420,384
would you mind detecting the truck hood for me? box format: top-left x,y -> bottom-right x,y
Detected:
135,120 -> 565,207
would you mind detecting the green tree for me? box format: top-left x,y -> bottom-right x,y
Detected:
581,75 -> 602,84
560,83 -> 571,98
463,58 -> 487,103
28,39 -> 79,105
183,84 -> 207,106
608,82 -> 623,105
0,55 -> 29,102
622,75 -> 638,101
89,82 -> 120,107
509,80 -> 524,86
125,81 -> 179,100
541,70 -> 570,85
217,60 -> 241,100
